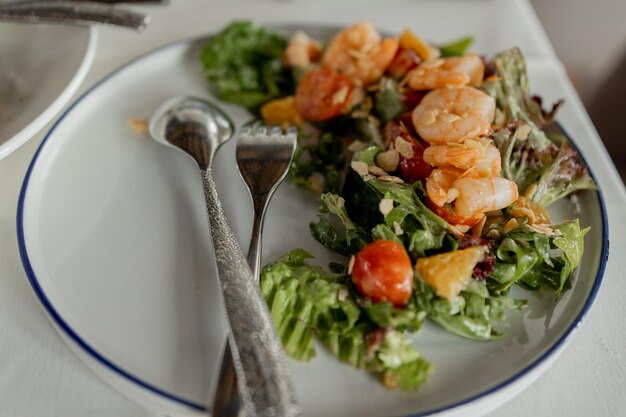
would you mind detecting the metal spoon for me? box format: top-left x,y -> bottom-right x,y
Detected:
149,96 -> 300,417
0,1 -> 149,30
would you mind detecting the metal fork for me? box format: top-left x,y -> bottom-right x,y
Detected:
211,125 -> 298,417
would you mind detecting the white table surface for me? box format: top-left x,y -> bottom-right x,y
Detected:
1,0 -> 625,416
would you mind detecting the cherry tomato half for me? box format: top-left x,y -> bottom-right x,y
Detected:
295,66 -> 352,121
352,240 -> 413,307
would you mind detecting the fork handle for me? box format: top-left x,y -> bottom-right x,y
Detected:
201,169 -> 300,417
247,195 -> 271,281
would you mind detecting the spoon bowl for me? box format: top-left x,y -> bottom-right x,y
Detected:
149,96 -> 234,170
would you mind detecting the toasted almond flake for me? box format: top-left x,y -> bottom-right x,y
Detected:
394,136 -> 415,158
422,109 -> 438,125
379,198 -> 394,216
438,111 -> 462,124
368,165 -> 388,176
494,108 -> 506,126
512,206 -> 537,224
393,221 -> 404,236
504,218 -> 519,233
446,188 -> 460,203
378,175 -> 404,184
376,149 -> 400,172
420,58 -> 444,69
348,255 -> 356,274
466,125 -> 482,138
530,224 -> 555,236
331,86 -> 350,106
524,183 -> 538,200
366,83 -> 381,92
485,75 -> 503,82
338,288 -> 349,301
368,114 -> 381,127
486,229 -> 500,239
515,124 -> 532,141
307,175 -> 324,195
347,140 -> 368,152
351,161 -> 369,176
383,371 -> 399,389
448,224 -> 471,236
348,48 -> 367,60
471,215 -> 487,237
351,110 -> 369,118
128,118 -> 149,135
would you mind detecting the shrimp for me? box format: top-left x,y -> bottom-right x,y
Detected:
407,54 -> 485,90
322,21 -> 399,86
425,168 -> 463,207
452,176 -> 519,218
423,137 -> 501,176
284,31 -> 322,68
412,86 -> 495,144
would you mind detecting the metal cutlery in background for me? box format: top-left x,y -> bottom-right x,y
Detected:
149,97 -> 301,417
0,0 -> 168,5
0,1 -> 151,30
212,125 -> 298,417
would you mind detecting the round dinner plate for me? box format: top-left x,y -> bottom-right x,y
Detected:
0,23 -> 95,159
17,28 -> 608,417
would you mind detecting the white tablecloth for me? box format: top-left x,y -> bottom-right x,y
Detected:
1,1 -> 625,416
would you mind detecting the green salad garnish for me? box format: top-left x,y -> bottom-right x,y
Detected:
200,21 -> 594,390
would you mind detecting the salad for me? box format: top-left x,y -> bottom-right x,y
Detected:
199,21 -> 595,390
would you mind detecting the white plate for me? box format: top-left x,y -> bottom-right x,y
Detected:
0,23 -> 96,159
17,29 -> 608,417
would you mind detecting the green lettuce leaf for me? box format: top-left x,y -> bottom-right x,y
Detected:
414,278 -> 526,340
342,170 -> 449,257
260,250 -> 432,389
438,36 -> 473,57
483,47 -> 595,203
373,330 -> 432,390
485,218 -> 589,294
373,77 -> 406,124
199,21 -> 292,111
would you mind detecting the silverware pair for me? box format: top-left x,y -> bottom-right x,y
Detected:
0,0 -> 166,30
150,97 -> 300,417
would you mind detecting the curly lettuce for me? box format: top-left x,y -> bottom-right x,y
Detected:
483,48 -> 595,204
199,21 -> 292,111
260,249 -> 432,389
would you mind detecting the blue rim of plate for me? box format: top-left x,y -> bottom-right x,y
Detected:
16,28 -> 609,416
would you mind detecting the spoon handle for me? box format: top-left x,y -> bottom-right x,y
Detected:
0,1 -> 148,30
201,169 -> 300,417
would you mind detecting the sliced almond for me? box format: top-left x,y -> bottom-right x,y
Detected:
394,136 -> 415,159
376,149 -> 400,172
128,118 -> 149,135
368,165 -> 388,177
504,218 -> 519,233
351,161 -> 369,176
379,198 -> 394,216
378,175 -> 405,184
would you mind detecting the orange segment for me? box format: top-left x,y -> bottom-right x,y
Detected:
260,96 -> 305,128
415,246 -> 485,300
399,29 -> 440,62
